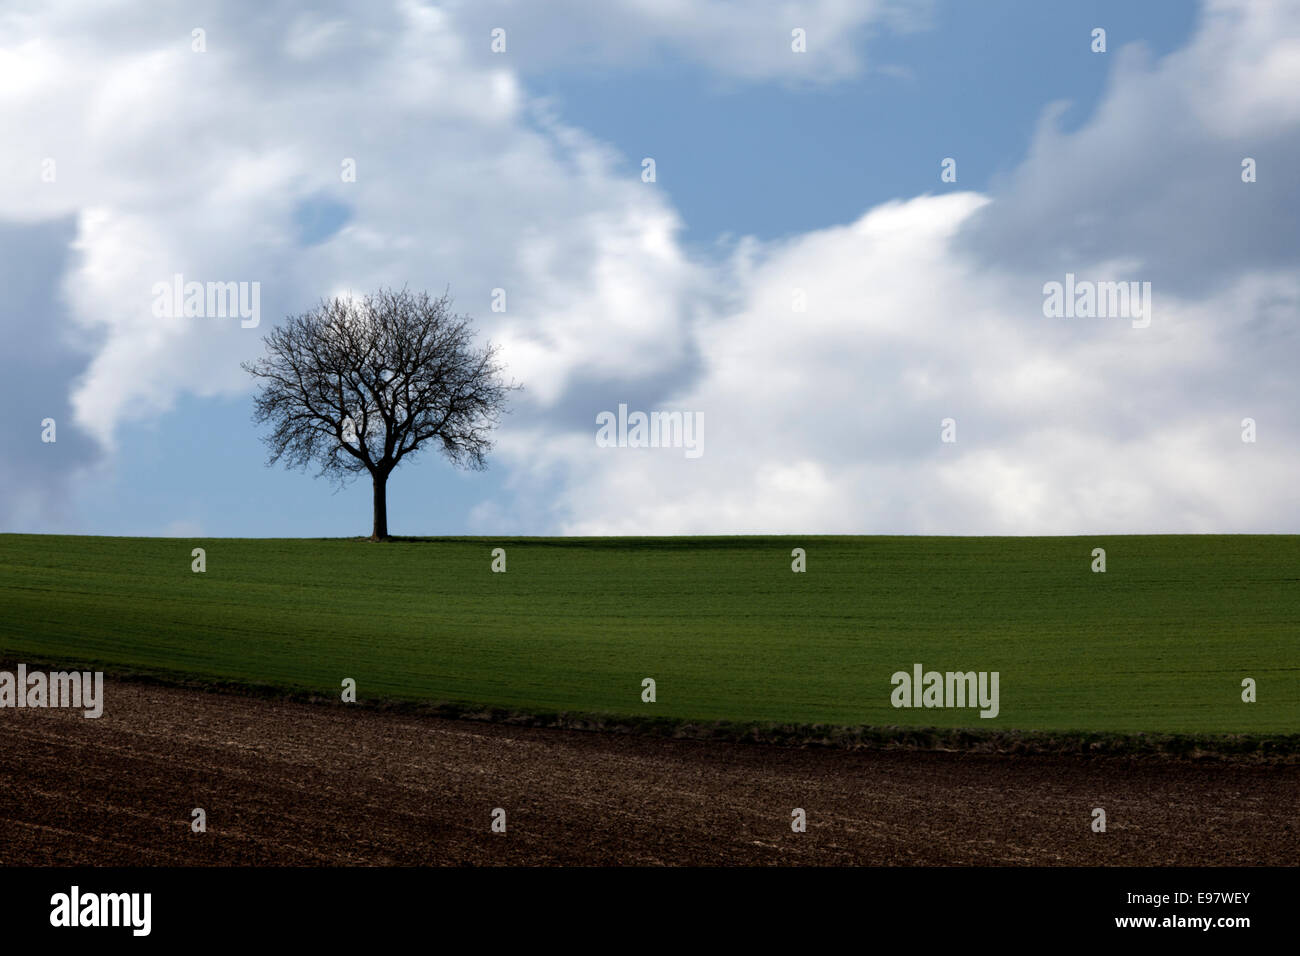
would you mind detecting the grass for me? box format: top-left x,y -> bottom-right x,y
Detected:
0,533 -> 1295,736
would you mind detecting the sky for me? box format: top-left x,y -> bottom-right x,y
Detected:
1,0 -> 1296,538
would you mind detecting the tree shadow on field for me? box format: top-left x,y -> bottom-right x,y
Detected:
369,535 -> 815,551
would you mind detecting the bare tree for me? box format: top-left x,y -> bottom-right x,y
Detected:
242,288 -> 518,540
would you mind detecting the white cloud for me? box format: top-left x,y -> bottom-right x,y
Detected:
503,0 -> 1300,536
0,1 -> 703,448
446,0 -> 929,83
520,191 -> 1298,534
2,0 -> 1297,537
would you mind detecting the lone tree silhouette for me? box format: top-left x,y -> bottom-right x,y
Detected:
243,288 -> 517,540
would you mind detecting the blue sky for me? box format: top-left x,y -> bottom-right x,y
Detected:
2,0 -> 1296,537
530,2 -> 1198,245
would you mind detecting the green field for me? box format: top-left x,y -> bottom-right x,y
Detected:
0,534 -> 1295,734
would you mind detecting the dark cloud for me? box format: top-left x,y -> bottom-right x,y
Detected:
0,218 -> 104,530
956,44 -> 1300,299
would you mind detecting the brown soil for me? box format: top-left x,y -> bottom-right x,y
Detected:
1,679 -> 1295,866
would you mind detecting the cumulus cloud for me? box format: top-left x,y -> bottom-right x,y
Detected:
518,193 -> 1297,534
1,0 -> 1296,535
959,0 -> 1300,296
0,0 -> 703,450
494,0 -> 1300,535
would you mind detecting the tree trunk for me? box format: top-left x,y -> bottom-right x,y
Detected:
371,471 -> 389,540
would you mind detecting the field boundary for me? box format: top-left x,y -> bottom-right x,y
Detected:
7,655 -> 1296,763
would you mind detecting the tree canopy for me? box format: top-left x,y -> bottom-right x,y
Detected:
242,288 -> 517,538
